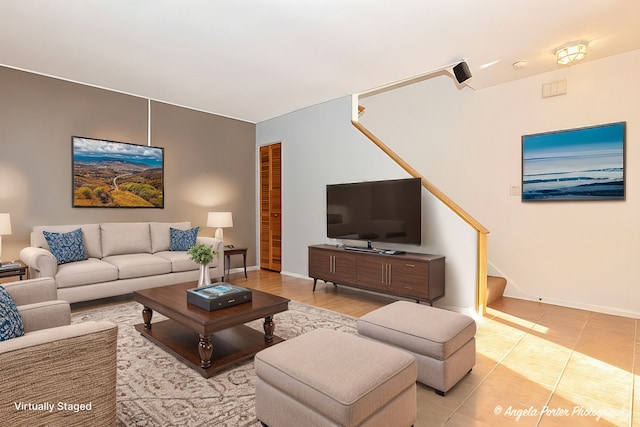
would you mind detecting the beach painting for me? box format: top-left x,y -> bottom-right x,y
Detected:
522,122 -> 625,201
72,137 -> 164,208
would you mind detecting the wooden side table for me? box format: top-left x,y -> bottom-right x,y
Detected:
0,260 -> 28,280
224,248 -> 247,279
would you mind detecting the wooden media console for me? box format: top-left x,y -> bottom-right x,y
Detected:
308,244 -> 445,304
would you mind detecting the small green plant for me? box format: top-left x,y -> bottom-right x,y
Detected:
187,244 -> 217,265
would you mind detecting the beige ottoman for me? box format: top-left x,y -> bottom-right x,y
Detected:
357,301 -> 476,396
255,328 -> 417,427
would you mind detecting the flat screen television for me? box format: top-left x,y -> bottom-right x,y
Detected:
326,178 -> 422,246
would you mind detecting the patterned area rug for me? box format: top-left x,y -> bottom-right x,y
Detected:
72,300 -> 358,426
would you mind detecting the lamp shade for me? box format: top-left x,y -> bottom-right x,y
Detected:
0,213 -> 11,235
207,212 -> 233,228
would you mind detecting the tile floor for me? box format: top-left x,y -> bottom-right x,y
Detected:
417,297 -> 638,426
70,270 -> 639,426
214,271 -> 639,426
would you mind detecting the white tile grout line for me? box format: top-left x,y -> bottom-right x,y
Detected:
532,310 -> 590,426
445,308 -> 544,424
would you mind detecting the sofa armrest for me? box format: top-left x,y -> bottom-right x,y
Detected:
196,236 -> 224,263
0,321 -> 117,427
18,300 -> 71,332
19,246 -> 58,278
3,277 -> 58,305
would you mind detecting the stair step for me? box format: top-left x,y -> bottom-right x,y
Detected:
487,276 -> 507,306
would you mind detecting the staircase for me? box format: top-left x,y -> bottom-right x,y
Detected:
486,276 -> 507,306
352,104 -> 491,314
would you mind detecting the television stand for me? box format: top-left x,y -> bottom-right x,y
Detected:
308,244 -> 445,304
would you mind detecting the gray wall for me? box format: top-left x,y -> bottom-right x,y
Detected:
256,96 -> 478,312
0,66 -> 256,268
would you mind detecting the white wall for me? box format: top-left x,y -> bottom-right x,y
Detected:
256,97 -> 479,312
360,50 -> 640,318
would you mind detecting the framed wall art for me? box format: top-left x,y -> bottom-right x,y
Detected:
521,122 -> 625,201
72,136 -> 164,208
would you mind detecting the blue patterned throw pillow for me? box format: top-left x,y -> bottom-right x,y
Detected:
0,285 -> 25,341
43,228 -> 88,264
169,226 -> 199,251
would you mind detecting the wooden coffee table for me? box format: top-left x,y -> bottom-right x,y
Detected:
133,282 -> 289,378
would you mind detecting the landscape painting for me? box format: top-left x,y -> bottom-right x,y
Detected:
522,122 -> 625,201
72,137 -> 164,208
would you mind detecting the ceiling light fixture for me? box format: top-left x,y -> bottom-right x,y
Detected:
555,41 -> 588,65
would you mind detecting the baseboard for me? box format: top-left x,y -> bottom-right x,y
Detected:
224,265 -> 258,277
280,270 -> 310,280
488,261 -> 639,319
501,294 -> 640,320
433,303 -> 483,321
281,271 -> 481,319
284,269 -> 640,320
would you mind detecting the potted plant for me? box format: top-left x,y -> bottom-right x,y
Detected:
188,244 -> 218,286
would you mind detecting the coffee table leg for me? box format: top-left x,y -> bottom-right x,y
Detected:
142,307 -> 153,330
263,315 -> 274,343
199,334 -> 213,368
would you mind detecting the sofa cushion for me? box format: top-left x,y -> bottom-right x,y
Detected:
101,223 -> 152,257
149,222 -> 192,253
32,224 -> 103,259
43,228 -> 88,264
102,254 -> 172,279
0,285 -> 25,341
154,251 -> 199,273
55,259 -> 119,289
169,227 -> 199,251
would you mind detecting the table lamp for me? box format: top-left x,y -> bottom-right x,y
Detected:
0,213 -> 12,266
207,212 -> 233,241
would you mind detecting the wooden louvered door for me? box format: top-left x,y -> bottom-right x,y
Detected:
259,143 -> 282,272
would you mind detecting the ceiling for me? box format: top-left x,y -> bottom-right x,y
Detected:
1,1 -> 639,123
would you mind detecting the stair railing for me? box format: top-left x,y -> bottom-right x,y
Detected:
352,99 -> 490,314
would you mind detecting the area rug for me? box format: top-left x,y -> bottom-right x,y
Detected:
71,300 -> 358,426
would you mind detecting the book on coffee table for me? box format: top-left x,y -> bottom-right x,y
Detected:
187,283 -> 252,311
0,263 -> 21,270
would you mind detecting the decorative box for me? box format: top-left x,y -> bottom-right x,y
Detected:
186,283 -> 252,311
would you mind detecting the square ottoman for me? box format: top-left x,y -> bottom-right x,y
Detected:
255,328 -> 417,427
357,301 -> 476,396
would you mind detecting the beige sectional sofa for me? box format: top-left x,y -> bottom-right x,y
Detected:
19,222 -> 224,303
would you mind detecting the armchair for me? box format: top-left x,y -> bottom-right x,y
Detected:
0,278 -> 118,427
